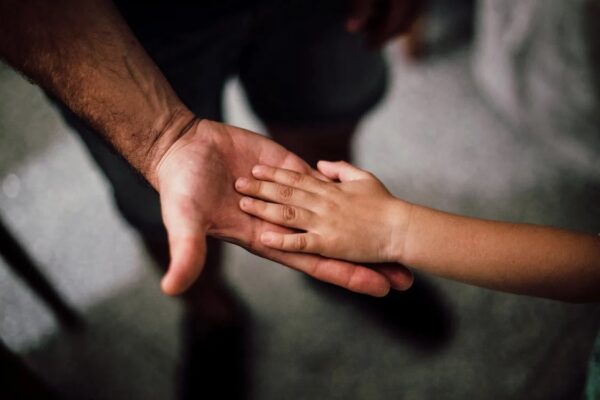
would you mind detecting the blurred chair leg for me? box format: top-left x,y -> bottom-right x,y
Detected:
0,216 -> 82,329
0,338 -> 61,399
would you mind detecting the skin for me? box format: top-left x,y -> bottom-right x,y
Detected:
156,121 -> 414,297
0,0 -> 414,297
235,161 -> 600,303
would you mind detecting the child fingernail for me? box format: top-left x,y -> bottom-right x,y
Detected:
261,232 -> 274,244
235,178 -> 249,189
240,197 -> 252,208
252,165 -> 264,176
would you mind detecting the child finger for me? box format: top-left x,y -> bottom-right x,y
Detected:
239,197 -> 314,230
308,168 -> 332,183
235,177 -> 317,208
260,231 -> 321,254
317,160 -> 372,182
252,165 -> 329,194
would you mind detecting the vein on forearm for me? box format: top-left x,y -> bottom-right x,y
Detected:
0,0 -> 189,179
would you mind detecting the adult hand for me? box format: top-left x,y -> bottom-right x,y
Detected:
153,119 -> 414,296
0,0 -> 412,298
346,0 -> 422,47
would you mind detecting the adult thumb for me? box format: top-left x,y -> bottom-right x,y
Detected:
161,233 -> 207,296
158,191 -> 209,296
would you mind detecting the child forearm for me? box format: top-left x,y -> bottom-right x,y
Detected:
396,202 -> 600,302
233,161 -> 600,301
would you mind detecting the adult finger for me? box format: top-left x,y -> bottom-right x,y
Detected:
347,0 -> 373,32
223,215 -> 397,297
372,263 -> 414,291
161,234 -> 207,296
159,193 -> 209,296
369,0 -> 419,47
264,245 -> 393,297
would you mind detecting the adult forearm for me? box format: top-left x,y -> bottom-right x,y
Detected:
0,0 -> 193,186
398,203 -> 600,302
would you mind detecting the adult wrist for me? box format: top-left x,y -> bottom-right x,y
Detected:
143,107 -> 198,189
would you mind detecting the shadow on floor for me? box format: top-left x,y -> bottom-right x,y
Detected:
308,273 -> 455,354
21,273 -> 182,400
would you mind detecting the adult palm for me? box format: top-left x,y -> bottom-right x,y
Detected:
155,120 -> 413,296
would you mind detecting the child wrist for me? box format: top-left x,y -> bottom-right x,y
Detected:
387,199 -> 414,264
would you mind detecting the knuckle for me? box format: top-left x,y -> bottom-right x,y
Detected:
330,186 -> 341,195
254,180 -> 264,194
323,183 -> 340,195
310,236 -> 322,253
256,200 -> 267,211
281,205 -> 297,222
322,199 -> 338,213
295,235 -> 308,250
277,185 -> 294,200
288,172 -> 304,185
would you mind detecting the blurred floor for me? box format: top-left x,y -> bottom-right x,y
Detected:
1,8 -> 599,399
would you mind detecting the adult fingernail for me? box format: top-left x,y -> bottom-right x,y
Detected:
235,177 -> 248,189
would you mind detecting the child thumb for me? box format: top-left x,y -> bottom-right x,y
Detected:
317,160 -> 371,182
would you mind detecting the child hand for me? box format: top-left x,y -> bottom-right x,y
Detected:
234,160 -> 412,263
